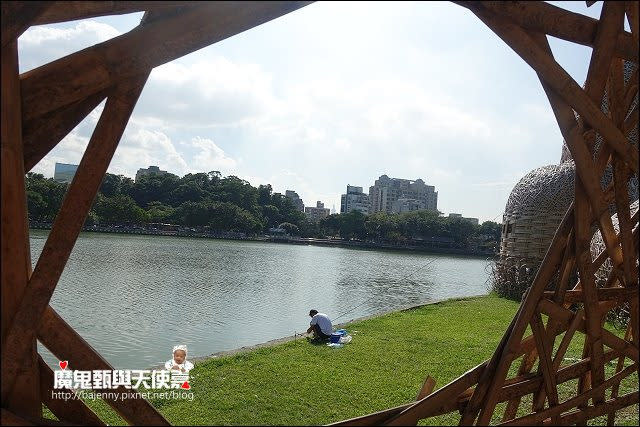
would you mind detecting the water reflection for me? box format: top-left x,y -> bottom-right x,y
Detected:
30,230 -> 491,369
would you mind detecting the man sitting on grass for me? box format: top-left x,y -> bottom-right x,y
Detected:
306,309 -> 333,341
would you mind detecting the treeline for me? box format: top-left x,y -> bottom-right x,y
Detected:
25,171 -> 501,249
304,210 -> 501,249
26,171 -> 304,234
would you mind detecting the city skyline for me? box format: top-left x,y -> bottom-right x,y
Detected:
18,2 -> 605,223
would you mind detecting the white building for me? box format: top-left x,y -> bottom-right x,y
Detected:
54,162 -> 78,183
340,185 -> 370,214
369,175 -> 437,214
393,198 -> 426,213
135,165 -> 168,182
305,201 -> 330,222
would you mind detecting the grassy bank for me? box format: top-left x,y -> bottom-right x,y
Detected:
58,295 -> 637,425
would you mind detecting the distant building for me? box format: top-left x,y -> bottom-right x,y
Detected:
305,201 -> 330,222
135,165 -> 168,182
340,185 -> 370,215
285,190 -> 305,212
393,198 -> 425,213
369,175 -> 437,214
448,213 -> 479,225
54,162 -> 79,183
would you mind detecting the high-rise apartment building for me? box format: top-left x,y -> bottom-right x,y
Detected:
285,190 -> 305,212
340,185 -> 370,214
368,175 -> 437,214
305,201 -> 330,222
54,162 -> 79,183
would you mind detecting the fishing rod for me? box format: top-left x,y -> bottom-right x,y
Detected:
330,257 -> 439,324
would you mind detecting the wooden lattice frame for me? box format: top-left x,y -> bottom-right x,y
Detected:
0,1 -> 638,425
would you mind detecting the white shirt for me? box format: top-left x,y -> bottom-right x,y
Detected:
165,359 -> 194,372
310,313 -> 333,335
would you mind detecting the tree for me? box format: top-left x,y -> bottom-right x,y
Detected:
257,184 -> 272,205
94,194 -> 146,224
145,201 -> 176,223
99,173 -> 122,197
339,210 -> 367,240
278,222 -> 299,236
25,173 -> 68,221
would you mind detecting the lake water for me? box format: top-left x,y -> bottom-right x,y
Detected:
29,230 -> 493,369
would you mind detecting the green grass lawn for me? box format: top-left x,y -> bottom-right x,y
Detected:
47,294 -> 638,425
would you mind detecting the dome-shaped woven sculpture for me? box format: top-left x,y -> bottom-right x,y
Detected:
495,57 -> 639,301
501,161 -> 575,262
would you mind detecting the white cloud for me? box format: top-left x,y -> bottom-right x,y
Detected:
188,137 -> 237,174
18,21 -> 121,72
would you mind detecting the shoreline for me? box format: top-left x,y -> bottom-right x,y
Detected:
29,225 -> 497,258
165,294 -> 488,370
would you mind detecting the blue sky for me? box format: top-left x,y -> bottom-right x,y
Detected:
19,1 -> 605,222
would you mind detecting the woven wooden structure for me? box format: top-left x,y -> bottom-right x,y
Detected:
1,1 -> 638,425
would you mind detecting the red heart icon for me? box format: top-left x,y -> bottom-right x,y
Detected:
59,361 -> 68,370
181,381 -> 190,390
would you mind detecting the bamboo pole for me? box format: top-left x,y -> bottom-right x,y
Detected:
0,39 -> 40,419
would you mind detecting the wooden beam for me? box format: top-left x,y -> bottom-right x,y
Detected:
537,299 -> 639,362
521,22 -> 624,270
612,162 -> 638,287
1,74 -> 149,403
32,1 -> 202,25
416,376 -> 436,401
501,350 -> 537,422
37,306 -> 169,425
1,39 -> 40,418
500,363 -> 638,426
383,362 -> 486,425
498,349 -> 620,403
0,408 -> 35,426
22,89 -> 108,172
20,2 -> 312,123
574,180 -> 606,404
21,8 -> 181,173
453,1 -> 637,62
529,312 -> 559,416
607,325 -> 633,424
1,2 -> 52,48
329,403 -> 413,426
626,1 -> 639,45
542,287 -> 638,303
462,2 -> 638,174
544,391 -> 639,426
583,1 -> 625,106
38,356 -> 105,426
471,204 -> 574,424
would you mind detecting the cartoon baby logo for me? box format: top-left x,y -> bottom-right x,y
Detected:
165,344 -> 194,389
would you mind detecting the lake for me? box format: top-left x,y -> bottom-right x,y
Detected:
29,230 -> 493,369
